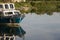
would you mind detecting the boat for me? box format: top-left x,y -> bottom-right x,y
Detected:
0,3 -> 26,37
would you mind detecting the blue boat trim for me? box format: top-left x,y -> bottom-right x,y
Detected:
0,14 -> 25,23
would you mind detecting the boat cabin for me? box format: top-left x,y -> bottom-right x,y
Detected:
0,3 -> 20,17
0,3 -> 15,10
0,10 -> 21,17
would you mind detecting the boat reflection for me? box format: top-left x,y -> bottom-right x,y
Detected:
0,24 -> 26,38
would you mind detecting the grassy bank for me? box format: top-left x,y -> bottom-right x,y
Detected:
14,1 -> 60,15
14,2 -> 32,13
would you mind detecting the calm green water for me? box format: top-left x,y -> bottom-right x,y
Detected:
17,12 -> 60,40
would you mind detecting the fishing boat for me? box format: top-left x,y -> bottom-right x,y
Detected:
0,3 -> 26,37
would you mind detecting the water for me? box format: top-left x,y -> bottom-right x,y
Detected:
17,12 -> 60,40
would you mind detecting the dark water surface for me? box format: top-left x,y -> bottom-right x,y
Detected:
17,12 -> 60,40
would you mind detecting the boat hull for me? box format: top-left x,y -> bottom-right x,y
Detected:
0,14 -> 25,23
0,14 -> 26,37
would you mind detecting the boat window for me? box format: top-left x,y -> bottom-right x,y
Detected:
10,4 -> 14,9
5,4 -> 9,9
0,5 -> 3,8
14,12 -> 21,16
14,12 -> 19,14
0,12 -> 3,16
14,12 -> 20,15
5,12 -> 13,14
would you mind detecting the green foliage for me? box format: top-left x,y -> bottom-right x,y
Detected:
9,1 -> 60,15
14,2 -> 21,8
15,2 -> 32,13
26,0 -> 58,1
0,0 -> 3,2
29,1 -> 60,15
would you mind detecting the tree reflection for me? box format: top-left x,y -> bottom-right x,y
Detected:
14,1 -> 60,16
25,1 -> 60,15
46,12 -> 53,16
30,8 -> 54,16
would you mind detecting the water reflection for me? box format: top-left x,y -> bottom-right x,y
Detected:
20,12 -> 60,40
20,1 -> 60,15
